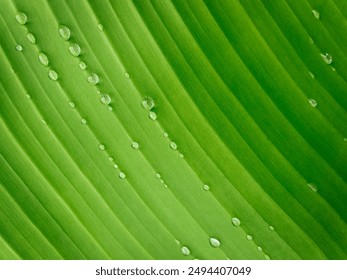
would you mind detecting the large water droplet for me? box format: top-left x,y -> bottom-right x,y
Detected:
148,111 -> 157,120
100,94 -> 111,105
209,237 -> 220,248
141,96 -> 154,110
181,246 -> 190,256
69,101 -> 75,108
131,142 -> 139,149
307,183 -> 318,192
15,44 -> 23,52
119,172 -> 126,179
81,118 -> 87,125
232,217 -> 241,227
320,53 -> 333,64
97,23 -> 104,31
79,61 -> 87,70
246,235 -> 253,241
312,9 -> 320,20
48,70 -> 58,81
308,98 -> 317,108
68,43 -> 81,57
26,33 -> 36,44
169,141 -> 177,150
87,73 -> 99,85
38,52 -> 49,66
16,12 -> 27,25
59,25 -> 71,41
99,144 -> 105,151
203,184 -> 210,191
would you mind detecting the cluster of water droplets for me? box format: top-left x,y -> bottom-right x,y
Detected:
155,173 -> 168,188
141,96 -> 157,120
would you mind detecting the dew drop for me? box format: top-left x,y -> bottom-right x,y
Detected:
119,172 -> 126,179
246,235 -> 253,241
174,239 -> 180,245
232,217 -> 241,227
42,119 -> 47,125
87,73 -> 99,85
131,142 -> 139,149
81,118 -> 87,125
181,246 -> 190,256
163,132 -> 168,138
97,23 -> 104,31
169,141 -> 177,150
16,12 -> 27,25
308,98 -> 317,108
320,53 -> 333,64
25,94 -> 31,99
309,37 -> 315,45
148,111 -> 157,120
48,70 -> 58,81
312,9 -> 320,20
68,43 -> 81,57
38,52 -> 49,66
203,184 -> 210,191
124,72 -> 130,79
269,225 -> 275,231
100,94 -> 111,105
164,184 -> 168,188
26,33 -> 36,44
113,164 -> 118,169
79,61 -> 87,70
141,96 -> 154,110
264,254 -> 271,260
179,153 -> 184,159
160,179 -> 164,183
15,44 -> 23,52
99,144 -> 105,151
156,173 -> 161,179
308,72 -> 314,79
107,106 -> 113,111
307,183 -> 318,192
108,156 -> 114,162
69,101 -> 75,108
330,66 -> 336,72
257,246 -> 263,252
209,237 -> 220,248
59,25 -> 71,41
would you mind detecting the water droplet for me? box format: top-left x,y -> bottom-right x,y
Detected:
320,53 -> 333,64
308,98 -> 317,108
108,156 -> 114,162
81,118 -> 87,125
174,239 -> 180,245
119,172 -> 126,179
107,106 -> 113,111
124,72 -> 130,79
164,184 -> 168,188
97,23 -> 104,31
181,246 -> 190,256
25,94 -> 31,99
179,153 -> 184,159
69,101 -> 75,108
59,25 -> 71,41
257,246 -> 263,252
16,12 -> 27,25
309,37 -> 315,45
15,44 -> 23,52
48,70 -> 58,81
141,96 -> 154,110
87,73 -> 99,85
68,43 -> 81,57
160,179 -> 164,183
99,144 -> 105,151
312,9 -> 320,20
26,33 -> 36,44
203,184 -> 210,191
79,61 -> 87,70
264,254 -> 271,260
163,132 -> 168,138
100,94 -> 111,105
169,141 -> 177,150
307,183 -> 318,192
131,142 -> 139,149
42,119 -> 47,125
209,237 -> 220,248
246,235 -> 253,241
269,225 -> 275,231
113,164 -> 118,169
38,52 -> 49,66
330,66 -> 336,72
156,173 -> 161,179
308,72 -> 314,79
148,111 -> 157,120
232,217 -> 241,227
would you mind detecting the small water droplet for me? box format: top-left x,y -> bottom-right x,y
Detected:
203,184 -> 210,191
97,23 -> 104,31
107,106 -> 113,111
257,246 -> 263,252
113,164 -> 118,169
15,44 -> 23,52
308,72 -> 314,79
26,33 -> 36,44
156,173 -> 161,179
124,72 -> 130,79
312,9 -> 320,20
42,119 -> 47,125
108,156 -> 114,162
209,237 -> 220,248
99,144 -> 105,151
344,138 -> 347,142
164,184 -> 168,188
79,61 -> 87,70
16,12 -> 27,25
169,141 -> 177,150
141,96 -> 154,110
48,70 -> 58,81
309,37 -> 315,45
81,118 -> 87,125
131,142 -> 139,149
264,254 -> 271,260
100,94 -> 111,105
69,101 -> 75,108
320,53 -> 333,64
59,25 -> 71,41
181,246 -> 190,256
269,225 -> 275,231
179,153 -> 184,159
160,179 -> 164,183
38,52 -> 49,66
246,235 -> 253,241
174,239 -> 180,245
87,73 -> 99,85
148,111 -> 157,120
307,183 -> 318,192
68,43 -> 81,57
25,94 -> 31,99
163,132 -> 169,138
232,217 -> 241,227
119,172 -> 126,179
308,98 -> 317,108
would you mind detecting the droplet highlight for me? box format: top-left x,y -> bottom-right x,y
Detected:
232,217 -> 241,227
48,70 -> 58,81
68,43 -> 81,57
141,96 -> 154,110
181,246 -> 190,256
59,25 -> 71,41
97,23 -> 104,31
209,237 -> 220,248
81,118 -> 87,125
16,12 -> 27,25
87,73 -> 99,85
100,94 -> 111,105
38,52 -> 49,66
124,72 -> 130,79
